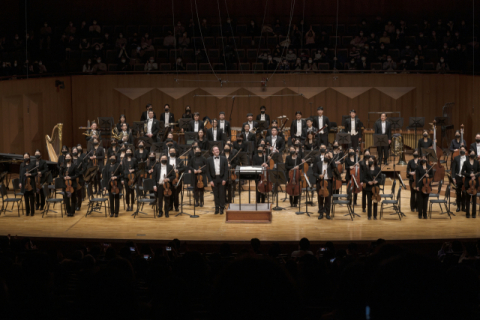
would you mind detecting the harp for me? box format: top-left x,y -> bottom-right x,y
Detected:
45,123 -> 63,162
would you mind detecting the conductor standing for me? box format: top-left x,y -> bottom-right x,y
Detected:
207,146 -> 229,215
374,113 -> 392,165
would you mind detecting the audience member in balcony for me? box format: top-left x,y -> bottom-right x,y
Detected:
290,24 -> 302,47
305,27 -> 316,49
360,44 -> 372,60
78,20 -> 88,38
247,20 -> 258,45
265,55 -> 276,70
262,24 -> 275,36
385,20 -> 395,35
435,19 -> 446,37
88,19 -> 101,36
92,43 -> 102,58
358,56 -> 369,70
372,16 -> 384,34
178,32 -> 190,52
272,45 -> 282,63
398,59 -> 409,72
83,59 -> 93,73
65,35 -> 78,52
118,57 -> 131,71
293,58 -> 302,70
436,57 -> 450,73
317,30 -> 329,48
92,57 -> 107,74
416,32 -> 429,48
200,18 -> 210,36
223,18 -> 235,37
144,57 -> 158,71
367,32 -> 378,49
377,43 -> 388,61
443,31 -> 453,47
312,49 -> 323,62
37,61 -> 47,74
440,43 -> 451,60
400,44 -> 414,60
392,29 -> 405,48
446,20 -> 455,33
346,59 -> 357,71
452,31 -> 462,46
382,55 -> 396,71
379,31 -> 390,45
286,49 -> 296,64
416,44 -> 426,61
399,20 -> 408,34
115,33 -> 127,49
65,21 -> 76,36
101,33 -> 114,50
350,31 -> 367,48
39,22 -> 52,49
349,46 -> 360,60
163,31 -> 176,48
330,56 -> 343,70
12,34 -> 23,52
301,58 -> 316,71
194,49 -> 206,63
429,30 -> 440,49
188,18 -> 198,36
175,58 -> 185,71
79,38 -> 90,50
279,59 -> 290,71
0,61 -> 11,76
409,56 -> 423,70
299,50 -> 310,64
175,21 -> 185,38
273,19 -> 283,36
421,19 -> 431,33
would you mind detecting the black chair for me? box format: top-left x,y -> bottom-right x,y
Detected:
331,183 -> 355,220
11,178 -> 24,212
429,184 -> 452,219
0,183 -> 22,216
85,181 -> 109,217
380,179 -> 396,201
380,188 -> 402,220
134,179 -> 156,218
429,180 -> 443,200
42,184 -> 64,218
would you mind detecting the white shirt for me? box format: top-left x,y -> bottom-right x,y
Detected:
213,128 -> 217,141
477,143 -> 480,155
164,112 -> 170,126
350,119 -> 356,135
260,114 -> 265,121
194,121 -> 199,132
271,136 -> 277,150
296,120 -> 302,136
169,157 -> 176,166
248,121 -> 254,129
382,121 -> 386,134
318,116 -> 324,133
214,156 -> 221,175
459,156 -> 466,176
219,120 -> 225,130
158,164 -> 167,184
147,119 -> 153,134
322,161 -> 329,179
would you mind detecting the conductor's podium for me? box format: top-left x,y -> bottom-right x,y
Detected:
225,203 -> 272,223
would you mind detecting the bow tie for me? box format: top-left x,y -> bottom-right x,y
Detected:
215,157 -> 219,159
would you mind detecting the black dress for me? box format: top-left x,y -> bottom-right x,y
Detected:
417,138 -> 433,153
406,159 -> 419,211
362,166 -> 382,219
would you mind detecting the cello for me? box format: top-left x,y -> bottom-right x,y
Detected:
418,164 -> 435,194
451,124 -> 464,160
431,120 -> 445,182
286,157 -> 301,197
257,152 -> 274,194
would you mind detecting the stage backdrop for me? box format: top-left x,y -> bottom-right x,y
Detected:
0,73 -> 478,157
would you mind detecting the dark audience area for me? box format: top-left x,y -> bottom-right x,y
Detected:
0,16 -> 478,78
0,235 -> 479,319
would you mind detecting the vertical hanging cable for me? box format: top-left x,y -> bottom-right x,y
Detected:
332,0 -> 339,75
25,0 -> 28,79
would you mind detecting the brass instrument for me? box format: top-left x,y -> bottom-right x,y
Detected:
204,119 -> 212,130
111,127 -> 122,141
45,123 -> 63,162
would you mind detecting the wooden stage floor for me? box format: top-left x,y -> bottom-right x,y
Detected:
1,184 -> 479,242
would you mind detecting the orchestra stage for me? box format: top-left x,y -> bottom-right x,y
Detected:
0,186 -> 479,242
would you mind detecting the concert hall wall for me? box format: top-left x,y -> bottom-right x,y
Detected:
0,73 -> 478,157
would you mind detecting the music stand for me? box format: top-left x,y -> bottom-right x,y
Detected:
208,141 -> 224,153
133,121 -> 145,136
184,173 -> 199,218
336,133 -> 351,150
179,118 -> 191,130
421,148 -> 438,163
256,120 -> 267,130
184,132 -> 197,145
150,142 -> 164,153
409,117 -> 425,151
270,163 -> 287,211
137,137 -> 154,149
434,117 -> 448,148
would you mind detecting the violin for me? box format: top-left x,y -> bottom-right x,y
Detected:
35,168 -> 42,193
318,169 -> 330,197
163,174 -> 172,196
466,173 -> 477,196
109,164 -> 122,195
64,166 -> 75,195
23,164 -> 38,192
334,153 -> 347,191
196,165 -> 206,188
367,164 -> 383,203
286,160 -> 301,197
419,164 -> 435,194
127,165 -> 136,188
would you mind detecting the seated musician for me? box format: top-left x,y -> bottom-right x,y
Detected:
461,149 -> 479,218
313,151 -> 335,219
188,146 -> 207,207
197,129 -> 209,151
135,140 -> 149,163
302,118 -> 316,139
285,146 -> 305,207
304,132 -> 317,151
451,145 -> 467,213
253,145 -> 269,204
19,152 -> 37,216
153,154 -> 175,218
119,123 -> 133,144
415,154 -> 434,219
407,149 -> 420,212
107,138 -> 119,158
122,147 -> 137,212
116,114 -> 129,132
242,113 -> 258,133
34,150 -> 48,211
417,129 -> 433,150
103,154 -> 123,217
266,120 -> 284,139
61,152 -> 79,217
167,147 -> 186,212
362,155 -> 383,220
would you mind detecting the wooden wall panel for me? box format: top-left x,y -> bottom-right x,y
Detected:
2,74 -> 480,158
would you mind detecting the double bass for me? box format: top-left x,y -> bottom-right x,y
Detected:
350,158 -> 362,195
431,120 -> 445,182
257,153 -> 274,194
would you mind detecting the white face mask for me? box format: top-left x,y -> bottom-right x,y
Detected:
39,62 -> 42,65
97,60 -> 101,63
440,59 -> 444,63
121,60 -> 126,63
308,60 -> 312,63
387,58 -> 392,62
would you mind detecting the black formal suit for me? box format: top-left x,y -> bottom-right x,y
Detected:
344,117 -> 363,150
140,111 -> 156,121
167,156 -> 186,211
103,162 -> 123,215
160,112 -> 175,126
107,146 -> 120,158
218,119 -> 231,137
153,163 -> 176,216
242,131 -> 257,149
374,120 -> 392,164
291,119 -> 306,139
122,157 -> 138,207
119,130 -> 134,144
19,160 -> 37,216
73,157 -> 87,210
223,150 -> 238,203
461,158 -> 480,217
362,166 -> 383,219
116,122 -> 130,132
470,142 -> 480,156
265,135 -> 286,155
452,155 -> 467,210
188,120 -> 204,132
242,121 -> 258,132
207,127 -> 223,142
144,118 -> 161,142
313,115 -> 330,145
256,113 -> 271,127
312,159 -> 336,217
60,164 -> 79,215
406,159 -> 419,211
206,155 -> 229,212
34,159 -> 49,209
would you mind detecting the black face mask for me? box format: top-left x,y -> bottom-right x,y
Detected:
165,108 -> 169,112
349,152 -> 354,156
333,145 -> 339,149
126,152 -> 132,157
261,110 -> 265,114
62,150 -> 67,154
476,139 -> 480,143
24,159 -> 29,163
290,151 -> 296,155
139,145 -> 144,149
460,151 -> 466,155
93,142 -> 99,146
257,150 -> 263,154
66,159 -> 71,163
110,159 -> 116,164
161,160 -> 167,164
72,152 -> 78,157
413,154 -> 419,158
470,154 -> 476,159
456,135 -> 460,139
149,157 -> 155,162
260,144 -> 265,147
364,155 -> 370,160
320,148 -> 326,153
369,161 -> 374,165
237,139 -> 243,142
195,152 -> 201,157
423,134 -> 428,137
35,155 -> 41,159
170,153 -> 176,157
77,149 -> 82,153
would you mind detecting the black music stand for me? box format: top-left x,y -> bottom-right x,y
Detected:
184,132 -> 197,145
137,137 -> 154,149
257,120 -> 267,130
271,163 -> 287,211
421,148 -> 438,163
179,118 -> 191,131
133,121 -> 145,136
184,173 -> 199,218
409,117 -> 425,150
150,142 -> 164,153
434,116 -> 448,149
336,133 -> 351,150
208,141 -> 224,153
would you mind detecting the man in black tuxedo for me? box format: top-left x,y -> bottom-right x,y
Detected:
145,110 -> 161,142
140,103 -> 156,121
206,146 -> 229,214
290,111 -> 306,140
188,112 -> 204,132
119,123 -> 134,144
374,113 -> 392,165
160,103 -> 175,132
266,120 -> 285,139
451,145 -> 467,212
167,147 -> 186,212
207,119 -> 223,142
33,150 -> 49,210
344,109 -> 363,150
265,127 -> 285,159
314,106 -> 330,145
153,154 -> 176,217
256,105 -> 270,128
218,112 -> 231,138
470,133 -> 480,156
242,113 -> 258,133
